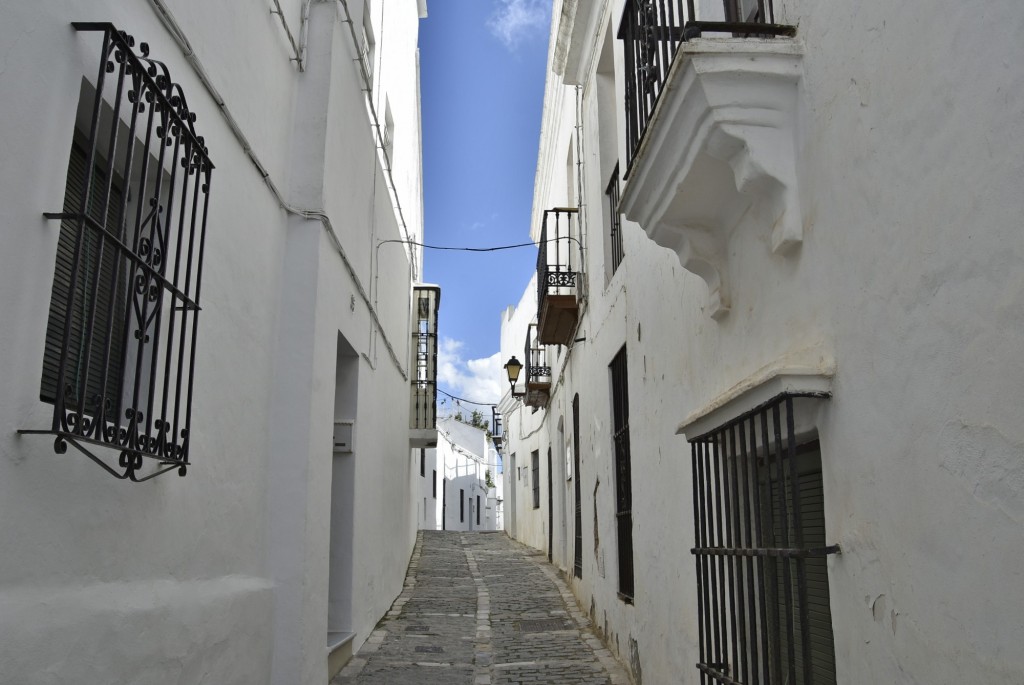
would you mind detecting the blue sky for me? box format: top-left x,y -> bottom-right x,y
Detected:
419,0 -> 551,409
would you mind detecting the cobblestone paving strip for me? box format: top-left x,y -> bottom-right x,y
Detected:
333,530 -> 631,685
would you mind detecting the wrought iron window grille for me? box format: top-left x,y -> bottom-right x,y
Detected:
619,0 -> 796,175
609,346 -> 635,602
531,450 -> 541,510
689,392 -> 840,685
572,393 -> 583,579
20,23 -> 213,482
605,165 -> 624,275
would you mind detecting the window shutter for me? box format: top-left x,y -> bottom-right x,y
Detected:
41,142 -> 127,416
768,460 -> 836,685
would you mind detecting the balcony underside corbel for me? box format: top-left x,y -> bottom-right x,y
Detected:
620,40 -> 804,319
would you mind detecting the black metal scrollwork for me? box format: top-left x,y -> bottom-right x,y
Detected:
546,272 -> 577,288
20,23 -> 213,482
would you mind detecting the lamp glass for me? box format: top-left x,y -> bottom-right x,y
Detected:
504,356 -> 522,388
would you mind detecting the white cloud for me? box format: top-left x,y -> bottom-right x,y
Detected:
487,0 -> 550,51
437,337 -> 503,411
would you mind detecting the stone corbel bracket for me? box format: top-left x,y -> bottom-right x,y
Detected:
619,39 -> 804,320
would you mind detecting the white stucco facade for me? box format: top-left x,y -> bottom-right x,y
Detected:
0,1 -> 429,683
500,1 -> 1024,684
426,416 -> 500,532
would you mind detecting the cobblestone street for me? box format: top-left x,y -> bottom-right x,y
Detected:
333,531 -> 631,685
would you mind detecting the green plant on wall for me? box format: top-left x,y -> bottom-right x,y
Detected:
485,469 -> 495,489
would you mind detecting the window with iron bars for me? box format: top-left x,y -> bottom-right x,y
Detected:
610,346 -> 635,602
605,165 -> 624,275
531,450 -> 541,509
572,393 -> 583,579
689,393 -> 839,685
25,23 -> 213,482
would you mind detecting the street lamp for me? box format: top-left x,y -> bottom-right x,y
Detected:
503,356 -> 523,398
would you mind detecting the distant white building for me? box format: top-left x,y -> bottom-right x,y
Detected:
0,1 -> 433,684
499,1 -> 1024,684
418,416 -> 501,532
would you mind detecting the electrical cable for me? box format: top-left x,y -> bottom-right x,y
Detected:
437,388 -> 497,407
378,237 -> 557,252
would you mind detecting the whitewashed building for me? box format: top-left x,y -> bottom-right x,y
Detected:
418,416 -> 501,532
0,1 -> 433,683
499,1 -> 1024,684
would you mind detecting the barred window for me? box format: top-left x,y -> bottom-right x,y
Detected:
25,24 -> 213,482
531,450 -> 540,509
690,393 -> 839,685
605,165 -> 624,275
610,346 -> 634,601
572,393 -> 583,579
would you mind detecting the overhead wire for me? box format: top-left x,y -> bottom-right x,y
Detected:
437,388 -> 497,407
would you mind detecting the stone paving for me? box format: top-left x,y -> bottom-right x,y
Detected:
333,530 -> 631,685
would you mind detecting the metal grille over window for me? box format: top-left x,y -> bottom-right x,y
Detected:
610,347 -> 635,601
689,392 -> 840,685
22,23 -> 213,482
531,450 -> 540,509
410,286 -> 440,431
572,393 -> 583,579
606,165 -> 624,274
618,0 -> 795,174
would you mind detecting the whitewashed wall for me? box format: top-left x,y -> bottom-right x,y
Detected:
0,1 -> 426,683
415,447 -> 441,530
499,0 -> 1024,683
436,418 -> 499,532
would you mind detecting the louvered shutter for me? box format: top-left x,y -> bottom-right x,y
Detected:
41,143 -> 127,416
768,453 -> 837,685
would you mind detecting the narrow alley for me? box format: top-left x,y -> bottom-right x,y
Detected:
333,531 -> 630,685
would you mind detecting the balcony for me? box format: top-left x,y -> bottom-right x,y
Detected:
491,407 -> 504,449
536,208 -> 581,345
617,0 -> 802,320
410,285 -> 440,447
524,323 -> 551,409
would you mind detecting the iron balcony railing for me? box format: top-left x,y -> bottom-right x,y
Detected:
525,323 -> 551,386
491,406 -> 503,447
536,208 -> 579,325
410,286 -> 440,431
619,0 -> 796,174
523,323 -> 551,408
